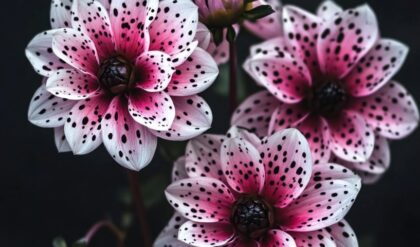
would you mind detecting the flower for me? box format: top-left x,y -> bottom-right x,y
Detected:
26,0 -> 219,171
232,1 -> 419,182
161,127 -> 360,246
193,0 -> 282,65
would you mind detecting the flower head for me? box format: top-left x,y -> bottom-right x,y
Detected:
233,1 -> 419,182
26,0 -> 219,171
160,127 -> 360,246
193,0 -> 282,65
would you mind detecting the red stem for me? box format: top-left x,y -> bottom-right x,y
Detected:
127,170 -> 153,247
229,40 -> 238,114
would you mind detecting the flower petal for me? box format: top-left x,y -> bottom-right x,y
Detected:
283,5 -> 322,76
46,69 -> 100,100
149,0 -> 198,58
316,1 -> 343,22
279,164 -> 361,232
71,0 -> 115,59
317,5 -> 379,78
260,230 -> 296,247
128,90 -> 175,131
327,220 -> 359,247
101,97 -> 157,171
290,229 -> 336,247
172,41 -> 199,67
349,81 -> 419,139
28,84 -> 76,128
178,221 -> 235,247
291,115 -> 332,165
344,39 -> 409,97
173,156 -> 188,182
50,0 -> 72,28
25,30 -> 71,77
207,38 -> 230,65
149,95 -> 212,140
165,177 -> 235,223
154,213 -> 189,247
226,126 -> 262,149
64,95 -> 110,155
268,104 -> 308,135
244,48 -> 311,104
328,111 -> 375,162
135,51 -> 175,92
220,136 -> 265,194
167,47 -> 219,97
54,127 -> 72,153
110,0 -> 158,60
332,135 -> 390,184
243,0 -> 283,40
185,134 -> 226,181
52,28 -> 99,75
195,23 -> 211,50
261,129 -> 313,208
231,91 -> 278,138
97,0 -> 112,11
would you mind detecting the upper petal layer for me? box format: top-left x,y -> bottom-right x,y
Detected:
149,0 -> 198,59
165,177 -> 235,223
135,51 -> 175,92
317,5 -> 379,79
101,97 -> 158,171
220,137 -> 265,194
154,213 -> 189,247
71,0 -> 116,59
64,95 -> 110,155
46,69 -> 100,100
52,28 -> 99,76
316,1 -> 343,22
344,39 -> 409,97
327,111 -> 375,162
110,0 -> 158,60
260,230 -> 297,247
167,47 -> 219,96
261,129 -> 313,208
150,95 -> 212,141
279,164 -> 361,232
244,44 -> 311,103
349,81 -> 419,139
128,90 -> 175,131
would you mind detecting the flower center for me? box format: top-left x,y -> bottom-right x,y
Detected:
98,56 -> 135,95
309,81 -> 348,117
231,196 -> 274,239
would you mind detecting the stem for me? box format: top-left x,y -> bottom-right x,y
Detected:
229,40 -> 238,115
126,170 -> 153,247
83,220 -> 125,247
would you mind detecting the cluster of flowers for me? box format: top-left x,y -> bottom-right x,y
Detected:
25,0 -> 419,246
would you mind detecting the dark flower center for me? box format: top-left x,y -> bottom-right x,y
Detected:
309,81 -> 348,117
98,56 -> 135,95
231,196 -> 274,239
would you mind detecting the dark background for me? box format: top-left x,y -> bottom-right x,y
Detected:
1,0 -> 419,246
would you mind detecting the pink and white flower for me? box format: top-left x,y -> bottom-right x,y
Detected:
26,0 -> 219,171
232,1 -> 419,182
160,127 -> 360,246
194,0 -> 283,65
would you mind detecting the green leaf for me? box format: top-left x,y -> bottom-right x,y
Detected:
212,28 -> 224,46
52,237 -> 67,247
243,5 -> 275,21
226,26 -> 237,43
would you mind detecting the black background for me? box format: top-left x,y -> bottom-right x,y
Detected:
1,0 -> 420,246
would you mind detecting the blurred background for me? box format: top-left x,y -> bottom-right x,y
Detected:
1,0 -> 419,246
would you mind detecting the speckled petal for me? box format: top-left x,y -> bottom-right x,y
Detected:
149,95 -> 212,141
178,221 -> 235,247
102,97 -> 157,171
165,177 -> 235,223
